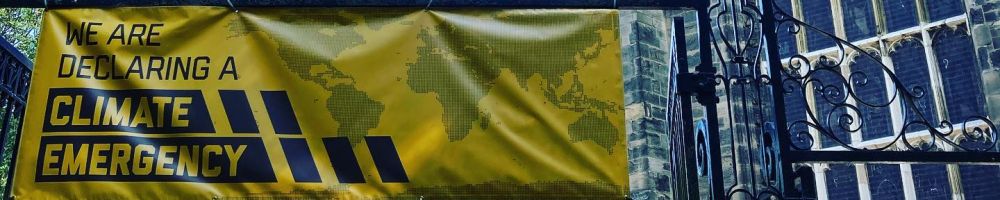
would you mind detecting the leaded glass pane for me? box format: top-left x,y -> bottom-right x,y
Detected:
841,0 -> 877,41
882,0 -> 919,32
867,164 -> 904,200
912,164 -> 952,200
850,54 -> 893,140
924,0 -> 966,21
960,165 -> 1000,200
812,67 -> 851,148
801,0 -> 836,50
826,164 -> 860,200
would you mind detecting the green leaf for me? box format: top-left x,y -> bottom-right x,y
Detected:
0,8 -> 43,59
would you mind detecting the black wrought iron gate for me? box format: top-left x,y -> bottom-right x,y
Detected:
0,37 -> 32,198
671,0 -> 1000,199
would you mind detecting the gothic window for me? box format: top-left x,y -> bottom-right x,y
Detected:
932,27 -> 986,123
890,39 -> 939,129
849,53 -> 893,140
811,66 -> 851,148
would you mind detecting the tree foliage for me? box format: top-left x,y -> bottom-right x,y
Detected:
0,8 -> 42,59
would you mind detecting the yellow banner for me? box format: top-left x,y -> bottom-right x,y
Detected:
16,7 -> 625,199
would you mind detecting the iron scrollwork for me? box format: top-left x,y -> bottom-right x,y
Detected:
700,0 -> 997,199
707,0 -> 785,199
770,0 -> 997,152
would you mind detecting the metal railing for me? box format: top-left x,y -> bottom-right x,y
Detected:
0,36 -> 32,199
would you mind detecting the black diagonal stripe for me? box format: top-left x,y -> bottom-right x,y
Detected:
219,90 -> 258,133
365,136 -> 409,183
279,138 -> 322,182
323,137 -> 365,183
260,91 -> 301,134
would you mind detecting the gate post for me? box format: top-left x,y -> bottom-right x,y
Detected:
674,3 -> 725,197
672,16 -> 701,200
694,8 -> 727,198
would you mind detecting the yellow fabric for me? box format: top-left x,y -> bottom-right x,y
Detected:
16,7 -> 625,199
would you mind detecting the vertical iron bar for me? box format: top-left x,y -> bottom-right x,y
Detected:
0,62 -> 9,158
702,104 -> 726,199
0,56 -> 28,199
695,3 -> 726,199
0,96 -> 13,198
0,71 -> 11,199
672,16 -> 700,200
3,100 -> 23,199
0,47 -> 8,200
759,0 -> 797,197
